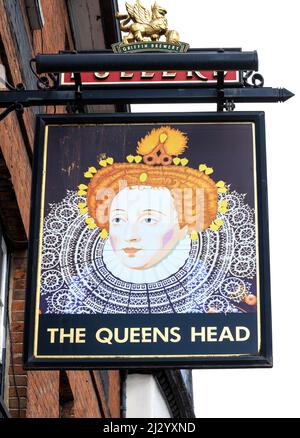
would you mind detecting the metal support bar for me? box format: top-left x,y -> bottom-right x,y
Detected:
217,71 -> 225,112
35,50 -> 259,74
0,87 -> 294,110
70,72 -> 85,113
0,102 -> 24,122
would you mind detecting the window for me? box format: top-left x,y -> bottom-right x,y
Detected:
0,231 -> 8,394
25,0 -> 44,30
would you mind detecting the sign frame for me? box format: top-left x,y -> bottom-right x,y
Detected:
24,111 -> 272,369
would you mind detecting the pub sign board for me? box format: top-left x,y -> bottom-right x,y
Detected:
24,112 -> 272,369
59,70 -> 241,88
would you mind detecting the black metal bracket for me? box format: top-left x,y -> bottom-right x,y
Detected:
0,102 -> 24,122
224,99 -> 236,112
216,69 -> 236,112
216,71 -> 225,112
0,74 -> 25,120
0,77 -> 26,122
243,70 -> 264,88
66,72 -> 85,114
0,49 -> 295,122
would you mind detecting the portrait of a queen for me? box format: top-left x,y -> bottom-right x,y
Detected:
40,124 -> 257,315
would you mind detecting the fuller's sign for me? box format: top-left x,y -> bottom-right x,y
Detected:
24,112 -> 272,368
59,70 -> 240,87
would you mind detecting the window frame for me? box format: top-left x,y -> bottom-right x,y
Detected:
0,229 -> 9,396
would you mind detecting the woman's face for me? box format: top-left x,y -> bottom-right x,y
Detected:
108,186 -> 187,269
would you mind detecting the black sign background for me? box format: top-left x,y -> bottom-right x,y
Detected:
24,112 -> 272,369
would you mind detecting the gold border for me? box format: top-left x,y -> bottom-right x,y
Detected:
252,123 -> 261,353
33,121 -> 260,360
34,125 -> 49,357
36,353 -> 256,359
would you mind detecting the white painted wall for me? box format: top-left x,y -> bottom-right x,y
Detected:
125,374 -> 171,418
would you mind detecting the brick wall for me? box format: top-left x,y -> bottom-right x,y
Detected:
0,0 -> 121,418
6,249 -> 120,418
7,251 -> 27,418
26,371 -> 60,418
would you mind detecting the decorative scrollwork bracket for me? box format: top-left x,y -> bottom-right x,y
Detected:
243,70 -> 264,88
30,59 -> 58,90
224,99 -> 236,112
0,102 -> 24,122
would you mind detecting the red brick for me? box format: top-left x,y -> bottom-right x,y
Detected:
11,354 -> 23,365
9,364 -> 27,376
11,301 -> 25,312
11,332 -> 24,343
109,371 -> 121,418
1,0 -> 121,420
11,322 -> 24,333
13,278 -> 26,289
26,371 -> 59,418
10,397 -> 27,409
12,290 -> 26,300
10,343 -> 23,354
9,409 -> 27,418
9,386 -> 27,397
14,270 -> 26,279
11,311 -> 24,322
66,371 -> 102,418
10,375 -> 28,386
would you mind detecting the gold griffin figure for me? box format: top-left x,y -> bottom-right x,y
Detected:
116,0 -> 180,44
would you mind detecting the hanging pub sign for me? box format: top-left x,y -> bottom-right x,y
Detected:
24,112 -> 272,368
